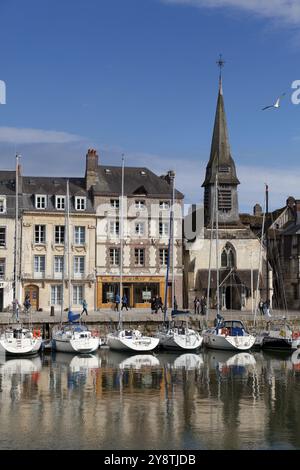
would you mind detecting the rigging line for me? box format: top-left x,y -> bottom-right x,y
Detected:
254,189 -> 267,328
269,211 -> 288,315
206,181 -> 216,323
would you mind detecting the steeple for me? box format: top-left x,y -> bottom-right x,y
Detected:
202,56 -> 241,227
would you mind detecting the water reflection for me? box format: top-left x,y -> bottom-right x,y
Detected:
0,350 -> 300,449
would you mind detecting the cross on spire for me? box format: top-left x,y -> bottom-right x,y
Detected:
216,54 -> 225,94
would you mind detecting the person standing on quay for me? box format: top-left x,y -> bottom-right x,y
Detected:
81,299 -> 88,316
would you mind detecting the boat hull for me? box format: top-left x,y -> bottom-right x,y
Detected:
203,332 -> 256,351
0,338 -> 42,356
107,332 -> 159,352
158,331 -> 203,351
52,337 -> 99,354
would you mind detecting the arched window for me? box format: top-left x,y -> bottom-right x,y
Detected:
221,243 -> 236,268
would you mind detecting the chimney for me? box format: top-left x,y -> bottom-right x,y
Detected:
253,203 -> 262,216
85,148 -> 99,190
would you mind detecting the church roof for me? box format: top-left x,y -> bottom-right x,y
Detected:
202,80 -> 240,186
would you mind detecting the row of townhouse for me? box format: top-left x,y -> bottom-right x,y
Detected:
0,149 -> 184,312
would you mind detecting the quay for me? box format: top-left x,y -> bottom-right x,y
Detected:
1,308 -> 300,339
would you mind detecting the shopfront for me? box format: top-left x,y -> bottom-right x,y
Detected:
97,276 -> 171,309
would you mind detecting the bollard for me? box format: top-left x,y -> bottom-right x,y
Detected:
50,306 -> 54,317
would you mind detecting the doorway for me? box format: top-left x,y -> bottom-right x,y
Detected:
225,285 -> 241,310
25,285 -> 39,311
122,286 -> 131,308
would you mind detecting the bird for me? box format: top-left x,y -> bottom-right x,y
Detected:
262,93 -> 286,111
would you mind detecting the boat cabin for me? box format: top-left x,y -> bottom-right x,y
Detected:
217,320 -> 247,336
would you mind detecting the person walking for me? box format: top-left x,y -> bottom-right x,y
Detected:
259,300 -> 264,316
121,294 -> 128,311
195,298 -> 200,315
151,296 -> 156,314
81,299 -> 88,316
114,293 -> 120,311
12,298 -> 20,322
194,296 -> 198,315
200,296 -> 206,316
24,294 -> 31,315
156,296 -> 163,314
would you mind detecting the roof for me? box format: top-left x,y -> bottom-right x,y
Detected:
93,166 -> 184,199
202,82 -> 240,187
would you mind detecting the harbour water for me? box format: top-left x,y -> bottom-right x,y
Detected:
0,348 -> 300,450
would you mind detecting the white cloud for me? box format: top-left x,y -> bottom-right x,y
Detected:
0,127 -> 83,144
162,0 -> 300,26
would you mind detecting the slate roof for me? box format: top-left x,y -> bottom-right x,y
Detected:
93,166 -> 184,199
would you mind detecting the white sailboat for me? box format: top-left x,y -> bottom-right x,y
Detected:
106,155 -> 159,352
156,170 -> 202,351
51,180 -> 99,354
202,173 -> 256,351
0,155 -> 42,357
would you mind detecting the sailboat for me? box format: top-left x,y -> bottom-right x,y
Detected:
106,155 -> 159,352
202,173 -> 256,351
51,180 -> 99,354
0,155 -> 42,357
156,171 -> 202,351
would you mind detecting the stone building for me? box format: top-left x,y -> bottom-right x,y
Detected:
84,149 -> 184,309
184,77 -> 269,311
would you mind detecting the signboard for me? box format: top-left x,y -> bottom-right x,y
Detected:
142,291 -> 151,300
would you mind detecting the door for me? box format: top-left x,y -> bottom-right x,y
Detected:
25,285 -> 39,311
123,286 -> 131,308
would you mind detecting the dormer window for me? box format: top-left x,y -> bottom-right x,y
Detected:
35,195 -> 47,209
75,196 -> 86,211
159,201 -> 169,210
0,196 -> 6,214
135,200 -> 145,210
55,195 -> 65,210
110,199 -> 119,209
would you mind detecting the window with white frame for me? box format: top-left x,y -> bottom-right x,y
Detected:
34,225 -> 46,244
0,227 -> 6,247
159,222 -> 169,237
159,201 -> 170,210
55,195 -> 65,210
0,196 -> 6,214
74,226 -> 85,245
110,199 -> 119,209
109,248 -> 120,266
135,222 -> 145,236
109,220 -> 119,236
55,225 -> 65,244
75,196 -> 86,211
51,285 -> 62,305
159,248 -> 168,266
135,248 -> 145,266
54,256 -> 64,275
73,285 -> 83,305
135,200 -> 145,210
34,255 -> 45,277
0,258 -> 5,279
35,194 -> 47,209
74,256 -> 85,277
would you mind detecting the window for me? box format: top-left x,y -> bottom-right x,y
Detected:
110,199 -> 119,209
221,244 -> 235,268
159,222 -> 169,237
74,226 -> 85,245
35,194 -> 47,209
55,226 -> 65,244
159,201 -> 169,210
135,200 -> 145,210
74,256 -> 85,277
0,196 -> 6,214
73,285 -> 84,305
0,227 -> 6,247
135,248 -> 145,266
55,196 -> 65,210
51,285 -> 62,305
110,221 -> 119,236
159,248 -> 168,266
218,187 -> 232,212
54,256 -> 64,277
34,225 -> 46,244
34,255 -> 45,277
135,222 -> 145,236
75,196 -> 86,211
109,248 -> 120,266
0,258 -> 5,279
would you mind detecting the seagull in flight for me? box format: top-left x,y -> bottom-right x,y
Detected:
262,93 -> 286,111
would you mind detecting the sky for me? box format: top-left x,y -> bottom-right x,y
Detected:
0,0 -> 300,212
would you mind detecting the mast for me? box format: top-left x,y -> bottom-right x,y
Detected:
66,180 -> 71,311
266,184 -> 269,305
60,180 -> 68,325
118,154 -> 125,330
171,171 -> 175,312
216,173 -> 220,315
14,154 -> 20,302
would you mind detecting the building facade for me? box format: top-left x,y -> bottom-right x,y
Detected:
184,76 -> 269,311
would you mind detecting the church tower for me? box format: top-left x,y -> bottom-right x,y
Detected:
202,58 -> 240,227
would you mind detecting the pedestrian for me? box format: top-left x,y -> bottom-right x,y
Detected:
81,299 -> 88,316
151,296 -> 156,314
195,298 -> 200,315
173,296 -> 178,312
259,300 -> 264,316
193,296 -> 198,315
200,296 -> 206,315
121,294 -> 128,311
114,293 -> 120,311
12,298 -> 20,322
24,294 -> 31,315
264,299 -> 272,319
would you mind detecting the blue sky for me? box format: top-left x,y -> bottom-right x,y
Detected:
0,0 -> 300,211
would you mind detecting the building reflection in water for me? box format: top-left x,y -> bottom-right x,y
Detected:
0,349 -> 300,449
